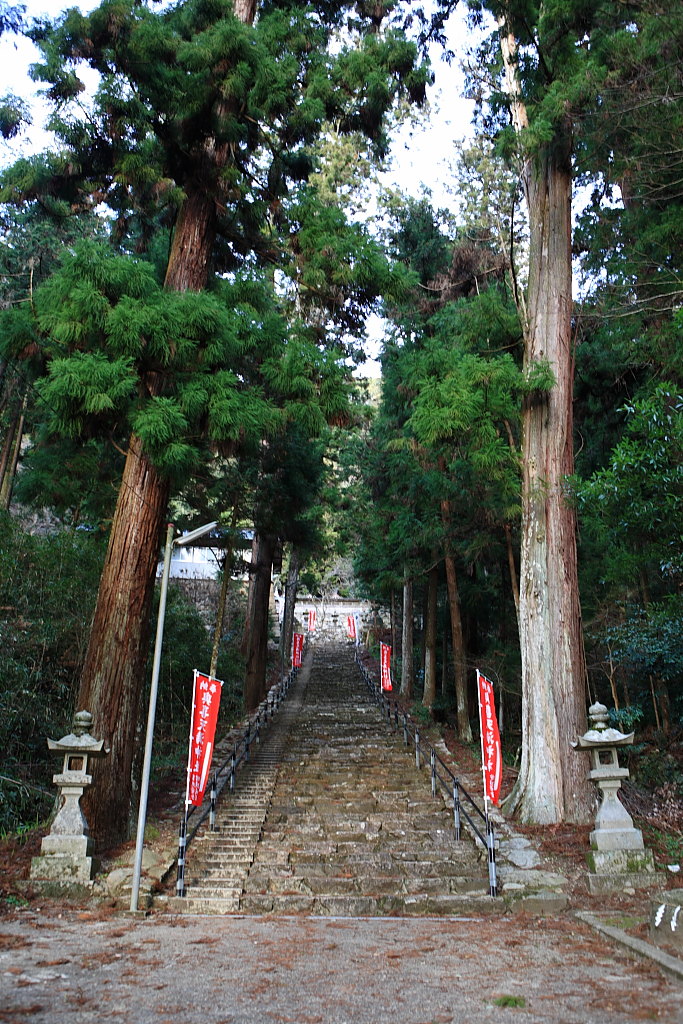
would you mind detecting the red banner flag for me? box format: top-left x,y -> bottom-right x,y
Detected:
346,614 -> 356,640
292,632 -> 304,668
308,608 -> 317,632
477,670 -> 502,806
186,671 -> 223,808
380,642 -> 392,692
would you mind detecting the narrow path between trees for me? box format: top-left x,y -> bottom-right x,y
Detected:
2,643 -> 681,1022
174,641 -> 493,915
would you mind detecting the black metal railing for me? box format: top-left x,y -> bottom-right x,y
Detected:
175,664 -> 299,898
355,650 -> 498,898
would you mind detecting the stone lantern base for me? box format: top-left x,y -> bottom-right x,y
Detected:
586,848 -> 656,895
31,833 -> 97,884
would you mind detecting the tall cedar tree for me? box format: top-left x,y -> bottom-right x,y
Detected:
455,0 -> 655,823
2,0 -> 428,846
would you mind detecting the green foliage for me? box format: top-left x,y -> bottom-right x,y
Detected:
12,0 -> 428,259
577,384 -> 683,587
491,995 -> 526,1008
3,241 -> 351,489
149,583 -> 245,775
0,514 -> 248,831
0,513 -> 105,832
605,599 -> 683,690
608,705 -> 644,734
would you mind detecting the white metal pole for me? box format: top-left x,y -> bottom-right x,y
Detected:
130,522 -> 175,913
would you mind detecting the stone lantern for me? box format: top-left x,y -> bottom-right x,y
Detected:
573,702 -> 655,894
30,710 -> 108,885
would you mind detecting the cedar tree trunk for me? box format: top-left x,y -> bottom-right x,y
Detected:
497,13 -> 591,824
400,571 -> 414,699
280,546 -> 300,669
440,497 -> 472,741
77,0 -> 260,847
422,562 -> 438,710
78,434 -> 170,847
508,140 -> 591,823
244,532 -> 276,712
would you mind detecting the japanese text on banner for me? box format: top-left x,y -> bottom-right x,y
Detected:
476,670 -> 502,806
380,642 -> 392,692
187,671 -> 223,808
292,632 -> 304,668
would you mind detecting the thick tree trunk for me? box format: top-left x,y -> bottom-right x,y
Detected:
78,435 -> 170,847
280,546 -> 300,669
506,141 -> 591,824
422,562 -> 438,710
400,571 -> 413,699
497,13 -> 591,824
0,390 -> 26,510
210,533 -> 237,680
440,498 -> 472,741
241,532 -> 259,657
244,532 -> 276,712
74,0 -> 262,850
504,522 -> 520,629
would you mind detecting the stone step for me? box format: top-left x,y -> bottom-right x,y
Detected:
238,892 -> 502,917
167,896 -> 241,914
171,643 -> 492,917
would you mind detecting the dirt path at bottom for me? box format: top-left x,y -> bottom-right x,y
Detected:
0,910 -> 679,1024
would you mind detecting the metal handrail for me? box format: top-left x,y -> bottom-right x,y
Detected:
175,664 -> 299,897
355,649 -> 498,897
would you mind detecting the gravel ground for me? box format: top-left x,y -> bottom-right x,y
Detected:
0,907 -> 681,1024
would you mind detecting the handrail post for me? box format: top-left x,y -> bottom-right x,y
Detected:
415,729 -> 421,769
430,749 -> 436,797
176,810 -> 187,897
245,722 -> 251,762
403,712 -> 409,746
453,780 -> 461,841
486,817 -> 498,897
230,748 -> 236,793
209,773 -> 217,831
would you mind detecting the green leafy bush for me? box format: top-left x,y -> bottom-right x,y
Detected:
0,513 -> 105,832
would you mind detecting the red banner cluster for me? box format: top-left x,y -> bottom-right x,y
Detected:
187,671 -> 223,808
292,632 -> 304,668
380,642 -> 392,692
346,614 -> 357,640
477,670 -> 502,806
307,608 -> 317,632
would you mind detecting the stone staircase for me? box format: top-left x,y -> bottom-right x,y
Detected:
170,642 -> 501,916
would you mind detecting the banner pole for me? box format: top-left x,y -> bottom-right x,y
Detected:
184,669 -> 198,811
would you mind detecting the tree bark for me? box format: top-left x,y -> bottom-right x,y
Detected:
0,389 -> 26,510
241,531 -> 259,657
78,435 -> 170,847
400,570 -> 413,699
210,527 -> 237,680
73,0 -> 264,848
244,532 -> 276,712
496,13 -> 591,825
422,562 -> 438,710
511,143 -> 591,823
390,588 -> 398,656
279,546 -> 300,669
440,498 -> 472,741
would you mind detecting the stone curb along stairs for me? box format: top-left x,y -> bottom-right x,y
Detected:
160,642 -> 571,918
